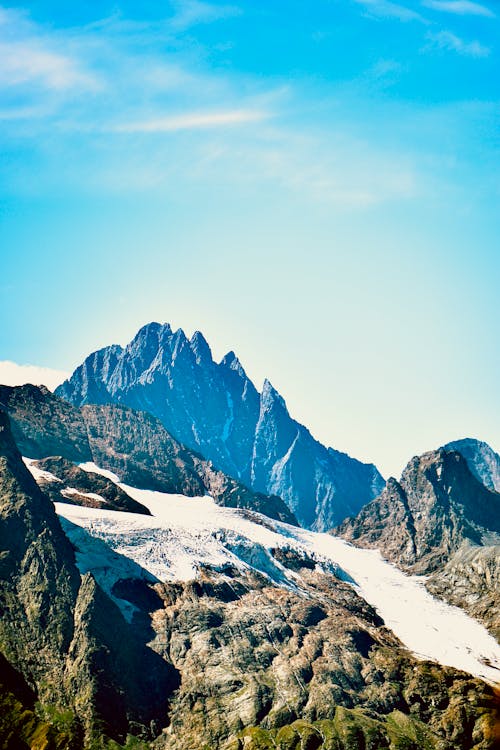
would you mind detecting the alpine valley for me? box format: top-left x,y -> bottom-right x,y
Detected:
1,323 -> 499,750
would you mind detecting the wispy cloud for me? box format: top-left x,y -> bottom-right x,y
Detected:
425,30 -> 491,56
354,0 -> 426,22
169,0 -> 241,29
113,109 -> 269,133
422,0 -> 495,17
0,41 -> 96,90
0,7 -> 98,93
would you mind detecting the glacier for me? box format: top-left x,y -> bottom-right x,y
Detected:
24,458 -> 500,685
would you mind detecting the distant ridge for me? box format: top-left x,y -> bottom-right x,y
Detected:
56,322 -> 385,529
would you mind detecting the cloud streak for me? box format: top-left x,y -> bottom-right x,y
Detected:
113,109 -> 269,133
426,30 -> 491,57
422,0 -> 495,17
354,0 -> 426,22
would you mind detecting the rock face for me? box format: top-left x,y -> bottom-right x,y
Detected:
1,384 -> 295,525
426,543 -> 500,642
56,322 -> 385,529
444,437 -> 500,493
0,409 -> 177,744
30,456 -> 151,514
336,448 -> 500,575
115,564 -> 500,750
335,447 -> 500,641
0,384 -> 91,463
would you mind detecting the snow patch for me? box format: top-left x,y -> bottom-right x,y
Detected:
61,487 -> 107,504
79,462 -> 121,484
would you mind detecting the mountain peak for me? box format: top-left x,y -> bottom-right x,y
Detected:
190,331 -> 212,363
220,350 -> 247,378
443,437 -> 500,493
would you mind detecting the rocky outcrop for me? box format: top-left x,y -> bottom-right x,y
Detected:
0,384 -> 295,525
336,448 -> 500,574
105,563 -> 500,750
444,438 -> 500,493
0,409 -> 177,744
0,384 -> 91,463
426,542 -> 500,641
30,456 -> 151,514
56,322 -> 385,529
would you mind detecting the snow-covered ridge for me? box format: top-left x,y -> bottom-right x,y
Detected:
24,459 -> 500,685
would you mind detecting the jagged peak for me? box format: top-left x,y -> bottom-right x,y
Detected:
190,331 -> 213,363
220,350 -> 247,377
444,437 -> 497,453
261,378 -> 286,410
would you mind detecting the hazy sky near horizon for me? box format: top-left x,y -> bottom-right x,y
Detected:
1,0 -> 499,478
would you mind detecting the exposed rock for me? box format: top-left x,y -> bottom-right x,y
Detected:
0,384 -> 295,525
444,438 -> 500,493
0,409 -> 177,744
30,456 -> 151,514
107,564 -> 500,750
426,542 -> 500,641
335,448 -> 500,574
81,403 -> 296,524
0,384 -> 91,463
56,322 -> 385,529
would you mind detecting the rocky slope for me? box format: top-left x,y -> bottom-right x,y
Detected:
29,455 -> 151,514
444,438 -> 500,493
55,322 -> 385,529
426,542 -> 500,642
335,448 -> 500,575
0,384 -> 294,524
2,404 -> 500,749
335,447 -> 500,641
0,409 -> 177,746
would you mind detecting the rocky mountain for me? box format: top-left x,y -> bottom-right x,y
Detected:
0,409 -> 177,745
444,437 -> 500,493
335,446 -> 500,641
426,543 -> 500,642
56,322 -> 385,529
0,384 -> 294,524
1,399 -> 500,748
336,448 -> 500,574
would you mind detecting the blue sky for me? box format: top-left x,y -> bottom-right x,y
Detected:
1,0 -> 499,477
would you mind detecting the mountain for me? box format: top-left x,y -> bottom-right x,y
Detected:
1,401 -> 500,748
0,384 -> 295,524
335,446 -> 500,640
56,322 -> 385,529
444,437 -> 500,493
0,409 -> 177,745
335,448 -> 500,574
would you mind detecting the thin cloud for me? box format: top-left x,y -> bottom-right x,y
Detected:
0,41 -> 96,90
169,0 -> 241,30
422,0 -> 495,17
113,109 -> 269,133
426,30 -> 491,56
354,0 -> 426,22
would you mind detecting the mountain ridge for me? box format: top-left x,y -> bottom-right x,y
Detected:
56,322 -> 385,529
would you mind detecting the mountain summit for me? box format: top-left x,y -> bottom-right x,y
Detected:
56,322 -> 384,529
